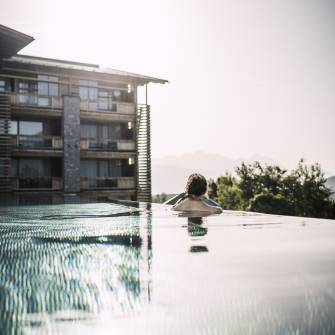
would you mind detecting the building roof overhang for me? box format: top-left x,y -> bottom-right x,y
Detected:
5,55 -> 168,85
0,24 -> 34,59
0,24 -> 168,85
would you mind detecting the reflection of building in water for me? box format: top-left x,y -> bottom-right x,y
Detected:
139,202 -> 152,302
0,204 -> 152,334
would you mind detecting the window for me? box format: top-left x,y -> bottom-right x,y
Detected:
122,159 -> 135,177
9,120 -> 18,135
80,160 -> 97,177
79,80 -> 98,110
113,90 -> 121,99
109,124 -> 121,140
111,160 -> 122,177
98,160 -> 109,178
37,75 -> 58,107
20,121 -> 43,136
0,79 -> 6,92
18,81 -> 37,105
38,75 -> 59,96
19,159 -> 44,177
98,91 -> 108,110
11,159 -> 18,177
98,90 -> 117,111
19,81 -> 29,93
80,159 -> 123,178
80,124 -> 97,139
16,159 -> 56,188
110,88 -> 134,103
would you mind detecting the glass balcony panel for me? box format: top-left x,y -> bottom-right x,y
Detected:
88,101 -> 98,110
18,136 -> 52,149
87,139 -> 117,151
97,178 -> 117,188
19,177 -> 52,189
38,97 -> 51,107
88,178 -> 117,188
18,94 -> 38,105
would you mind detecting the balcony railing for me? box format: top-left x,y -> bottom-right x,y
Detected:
80,177 -> 135,190
80,139 -> 135,151
10,94 -> 63,109
80,99 -> 135,114
7,93 -> 136,114
11,135 -> 62,149
11,177 -> 63,190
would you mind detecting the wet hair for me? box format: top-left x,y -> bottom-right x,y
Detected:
185,173 -> 207,197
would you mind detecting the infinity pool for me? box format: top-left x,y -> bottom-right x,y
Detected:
0,202 -> 334,335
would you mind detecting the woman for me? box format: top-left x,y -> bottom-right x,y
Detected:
172,173 -> 222,214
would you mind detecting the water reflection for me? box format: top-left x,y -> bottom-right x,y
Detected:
186,217 -> 209,253
0,203 -> 152,335
190,246 -> 209,253
187,217 -> 208,237
1,203 -> 335,334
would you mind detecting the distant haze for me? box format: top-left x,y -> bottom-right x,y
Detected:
1,0 -> 335,173
153,152 -> 334,194
152,152 -> 279,194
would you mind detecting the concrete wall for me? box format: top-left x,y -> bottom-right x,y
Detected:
62,96 -> 80,193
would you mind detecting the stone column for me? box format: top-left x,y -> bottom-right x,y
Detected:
62,96 -> 80,193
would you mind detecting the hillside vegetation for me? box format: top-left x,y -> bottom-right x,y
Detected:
208,159 -> 335,219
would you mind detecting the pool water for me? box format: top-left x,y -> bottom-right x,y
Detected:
0,202 -> 334,335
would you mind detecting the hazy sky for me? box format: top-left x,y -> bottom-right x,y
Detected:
1,0 -> 334,172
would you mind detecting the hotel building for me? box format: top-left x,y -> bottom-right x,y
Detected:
0,25 -> 167,202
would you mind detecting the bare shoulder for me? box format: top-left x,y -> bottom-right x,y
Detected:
172,198 -> 222,214
172,198 -> 190,211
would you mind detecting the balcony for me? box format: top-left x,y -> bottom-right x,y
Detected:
10,94 -> 63,109
10,135 -> 62,150
80,139 -> 135,151
80,99 -> 135,114
80,177 -> 135,190
11,177 -> 63,190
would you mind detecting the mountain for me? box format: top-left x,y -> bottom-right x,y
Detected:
152,152 -> 278,194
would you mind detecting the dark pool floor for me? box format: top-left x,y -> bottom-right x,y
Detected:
0,202 -> 334,335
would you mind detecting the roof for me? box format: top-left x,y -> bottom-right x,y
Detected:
0,24 -> 34,58
0,24 -> 168,85
6,54 -> 168,84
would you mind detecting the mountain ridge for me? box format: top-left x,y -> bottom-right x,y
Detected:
152,152 -> 278,194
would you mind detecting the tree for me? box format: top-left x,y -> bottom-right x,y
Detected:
215,160 -> 335,219
216,173 -> 244,210
287,159 -> 334,218
207,178 -> 218,200
248,193 -> 293,215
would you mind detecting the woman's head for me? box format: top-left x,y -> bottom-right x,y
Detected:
185,173 -> 207,197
